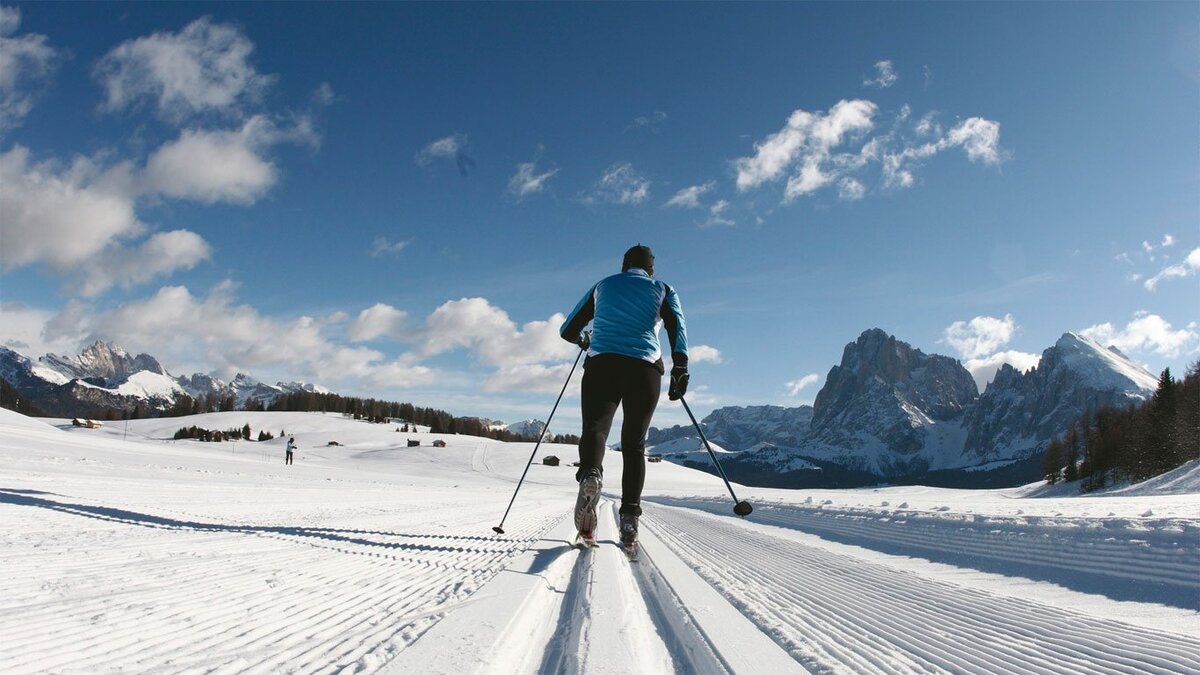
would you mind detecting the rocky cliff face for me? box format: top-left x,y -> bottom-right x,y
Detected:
963,333 -> 1157,462
808,328 -> 977,457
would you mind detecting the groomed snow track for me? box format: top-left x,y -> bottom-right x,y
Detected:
384,499 -> 1200,674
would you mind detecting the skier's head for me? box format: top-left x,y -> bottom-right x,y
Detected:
622,244 -> 654,276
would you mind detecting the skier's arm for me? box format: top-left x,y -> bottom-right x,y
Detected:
659,284 -> 688,369
560,285 -> 597,347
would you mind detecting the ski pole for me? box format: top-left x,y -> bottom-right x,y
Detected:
492,347 -> 585,535
680,396 -> 753,517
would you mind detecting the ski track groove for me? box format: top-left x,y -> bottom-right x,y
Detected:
659,498 -> 1200,593
642,504 -> 1200,675
0,495 -> 562,675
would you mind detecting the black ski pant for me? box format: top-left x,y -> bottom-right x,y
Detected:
285,451 -> 293,465
575,354 -> 661,517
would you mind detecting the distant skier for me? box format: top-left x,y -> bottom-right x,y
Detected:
559,244 -> 688,556
285,437 -> 295,465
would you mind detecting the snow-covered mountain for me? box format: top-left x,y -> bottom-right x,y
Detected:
651,328 -> 1160,488
962,332 -> 1158,463
504,419 -> 547,438
0,341 -> 328,417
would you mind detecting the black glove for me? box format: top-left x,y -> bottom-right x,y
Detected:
577,330 -> 591,351
668,366 -> 689,401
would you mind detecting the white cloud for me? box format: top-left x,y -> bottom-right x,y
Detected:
585,162 -> 650,205
946,117 -> 1003,165
629,110 -> 667,131
0,146 -> 144,270
689,345 -> 723,364
665,182 -> 714,209
838,177 -> 866,201
347,303 -> 410,342
78,283 -> 436,388
1162,234 -> 1176,247
141,116 -> 313,204
734,99 -> 877,195
963,350 -> 1040,392
943,313 -> 1017,360
482,362 -> 578,394
705,200 -> 734,226
415,133 -> 474,175
0,301 -> 84,359
370,237 -> 408,258
93,17 -> 274,122
311,82 -> 336,107
881,116 -> 1004,189
1144,247 -> 1200,290
864,60 -> 898,88
785,373 -> 820,396
419,298 -> 576,367
77,229 -> 211,297
0,6 -> 62,135
1081,312 -> 1199,358
507,161 -> 558,197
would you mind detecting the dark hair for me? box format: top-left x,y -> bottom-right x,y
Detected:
622,244 -> 654,276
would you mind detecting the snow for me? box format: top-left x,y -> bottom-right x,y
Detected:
1,407 -> 1197,673
115,370 -> 187,400
1056,332 -> 1159,394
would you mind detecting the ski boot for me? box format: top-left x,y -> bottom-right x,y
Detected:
574,468 -> 602,548
619,512 -> 639,561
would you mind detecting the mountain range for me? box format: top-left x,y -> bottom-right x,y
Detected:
0,340 -> 332,418
649,328 -> 1159,488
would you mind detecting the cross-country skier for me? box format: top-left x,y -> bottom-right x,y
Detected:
559,244 -> 689,557
285,437 -> 295,465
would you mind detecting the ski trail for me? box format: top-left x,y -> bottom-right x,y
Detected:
0,491 -> 562,675
643,503 -> 1200,674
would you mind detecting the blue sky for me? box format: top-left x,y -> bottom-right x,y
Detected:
2,2 -> 1197,430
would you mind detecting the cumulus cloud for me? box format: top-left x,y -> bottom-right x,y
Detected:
75,283 -> 437,388
785,373 -> 820,396
0,146 -> 144,270
0,301 -> 84,359
963,350 -> 1040,392
1081,312 -> 1199,358
370,237 -> 408,258
585,162 -> 650,205
415,133 -> 475,175
93,17 -> 274,122
142,115 -> 315,204
347,303 -> 410,342
943,314 -> 1017,360
0,6 -> 63,135
665,182 -> 715,209
78,229 -> 211,297
1144,247 -> 1200,291
1161,234 -> 1176,247
689,345 -> 723,364
734,99 -> 877,199
507,161 -> 558,198
864,60 -> 898,88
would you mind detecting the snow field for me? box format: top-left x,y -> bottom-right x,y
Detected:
1,409 -> 1198,674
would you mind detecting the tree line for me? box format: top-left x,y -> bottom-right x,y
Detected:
159,389 -> 580,445
1043,362 -> 1199,491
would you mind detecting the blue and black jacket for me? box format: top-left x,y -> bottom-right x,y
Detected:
560,268 -> 688,373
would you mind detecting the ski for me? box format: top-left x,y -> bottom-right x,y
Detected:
620,542 -> 639,562
575,531 -> 598,549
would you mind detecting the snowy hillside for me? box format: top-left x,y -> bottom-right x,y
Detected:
1,408 -> 1197,673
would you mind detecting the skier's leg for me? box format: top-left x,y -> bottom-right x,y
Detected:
576,362 -> 619,482
617,360 -> 662,517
